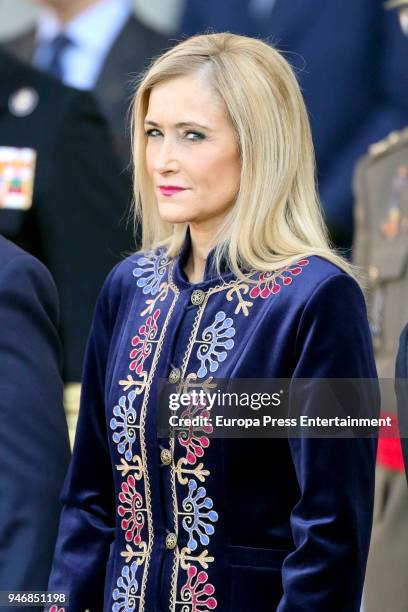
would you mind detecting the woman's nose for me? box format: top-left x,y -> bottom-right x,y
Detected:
155,137 -> 179,173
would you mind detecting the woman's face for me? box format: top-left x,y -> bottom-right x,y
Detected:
144,73 -> 241,229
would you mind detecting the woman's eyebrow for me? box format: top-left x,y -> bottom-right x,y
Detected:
144,119 -> 212,131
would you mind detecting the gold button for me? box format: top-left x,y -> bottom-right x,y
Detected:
165,532 -> 177,550
191,289 -> 205,306
168,368 -> 181,383
160,448 -> 172,466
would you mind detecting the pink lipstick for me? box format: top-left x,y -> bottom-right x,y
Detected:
158,186 -> 188,197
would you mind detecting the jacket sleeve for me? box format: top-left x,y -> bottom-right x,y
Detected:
47,265 -> 121,610
277,273 -> 379,612
0,252 -> 70,600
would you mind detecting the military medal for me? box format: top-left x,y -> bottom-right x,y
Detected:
379,164 -> 408,239
0,147 -> 36,210
8,87 -> 39,117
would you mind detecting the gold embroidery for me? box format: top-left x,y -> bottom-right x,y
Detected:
226,282 -> 253,316
178,547 -> 214,571
178,373 -> 217,395
138,262 -> 180,610
140,281 -> 170,316
116,455 -> 144,479
168,275 -> 262,610
169,276 -> 208,611
175,457 -> 210,485
114,259 -> 179,611
119,372 -> 148,393
120,541 -> 148,564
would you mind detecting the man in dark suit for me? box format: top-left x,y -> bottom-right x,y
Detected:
180,0 -> 408,250
4,0 -> 170,166
0,48 -> 134,437
0,234 -> 70,607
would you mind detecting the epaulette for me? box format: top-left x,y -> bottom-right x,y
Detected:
368,126 -> 408,159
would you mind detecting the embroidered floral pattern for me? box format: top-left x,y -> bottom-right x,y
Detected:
129,309 -> 160,374
180,565 -> 217,610
110,390 -> 138,461
249,259 -> 309,299
133,251 -> 170,295
196,311 -> 235,378
112,560 -> 139,612
178,399 -> 212,465
110,250 -> 310,610
182,479 -> 218,551
118,475 -> 145,545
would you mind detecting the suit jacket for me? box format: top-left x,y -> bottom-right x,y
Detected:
0,235 -> 70,607
396,323 -> 408,481
0,48 -> 134,382
4,16 -> 170,167
181,0 -> 408,249
48,235 -> 378,611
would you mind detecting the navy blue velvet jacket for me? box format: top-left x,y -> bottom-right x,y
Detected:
48,240 -> 378,611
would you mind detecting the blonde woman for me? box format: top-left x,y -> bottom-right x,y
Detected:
48,33 -> 378,611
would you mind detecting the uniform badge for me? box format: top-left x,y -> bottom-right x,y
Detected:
379,164 -> 408,239
8,87 -> 39,117
0,147 -> 36,210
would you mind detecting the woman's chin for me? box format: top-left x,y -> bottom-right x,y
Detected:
157,206 -> 195,225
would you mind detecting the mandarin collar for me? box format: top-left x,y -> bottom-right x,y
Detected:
172,229 -> 234,289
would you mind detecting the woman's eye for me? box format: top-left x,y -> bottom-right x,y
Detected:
145,128 -> 161,137
185,131 -> 205,141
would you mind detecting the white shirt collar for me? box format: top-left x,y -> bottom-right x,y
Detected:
36,0 -> 132,53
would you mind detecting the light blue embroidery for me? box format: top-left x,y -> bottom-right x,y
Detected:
112,560 -> 139,612
110,390 -> 138,461
132,250 -> 170,295
196,311 -> 235,378
182,479 -> 218,551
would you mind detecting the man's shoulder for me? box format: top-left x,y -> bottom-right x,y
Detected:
0,236 -> 57,301
0,234 -> 36,269
2,26 -> 36,64
120,15 -> 170,50
105,14 -> 171,77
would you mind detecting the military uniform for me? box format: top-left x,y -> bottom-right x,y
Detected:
0,48 -> 134,442
353,126 -> 408,611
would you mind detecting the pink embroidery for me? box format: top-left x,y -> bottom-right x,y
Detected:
118,474 -> 145,545
129,308 -> 160,373
250,259 -> 309,299
180,565 -> 217,610
178,398 -> 212,465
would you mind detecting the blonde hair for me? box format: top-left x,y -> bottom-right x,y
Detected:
131,33 -> 354,280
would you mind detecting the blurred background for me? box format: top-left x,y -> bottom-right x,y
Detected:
0,0 -> 184,38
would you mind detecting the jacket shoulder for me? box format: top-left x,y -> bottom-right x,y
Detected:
274,254 -> 360,302
123,15 -> 170,48
0,235 -> 52,281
